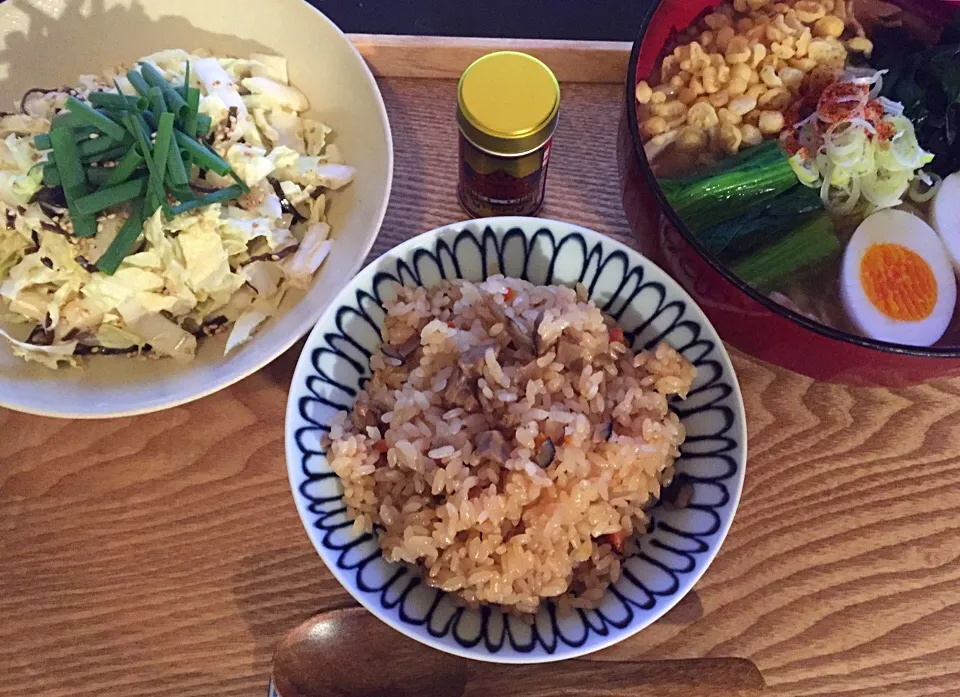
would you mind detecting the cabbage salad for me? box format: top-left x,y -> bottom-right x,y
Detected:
0,48 -> 355,368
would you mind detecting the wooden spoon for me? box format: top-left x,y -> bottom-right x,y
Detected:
271,607 -> 765,697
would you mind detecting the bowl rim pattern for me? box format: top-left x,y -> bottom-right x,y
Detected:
624,0 -> 960,358
284,217 -> 747,663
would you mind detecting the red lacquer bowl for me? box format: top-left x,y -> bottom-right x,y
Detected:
618,0 -> 960,386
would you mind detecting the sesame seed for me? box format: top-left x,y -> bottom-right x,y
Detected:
89,133 -> 99,139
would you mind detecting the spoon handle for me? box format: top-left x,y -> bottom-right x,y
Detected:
465,657 -> 765,697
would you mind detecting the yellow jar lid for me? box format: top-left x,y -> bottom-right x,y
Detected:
457,51 -> 560,157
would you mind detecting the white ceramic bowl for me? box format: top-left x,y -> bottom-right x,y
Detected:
285,217 -> 746,662
0,0 -> 393,418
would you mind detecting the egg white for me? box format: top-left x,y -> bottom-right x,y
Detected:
841,209 -> 957,346
931,172 -> 960,272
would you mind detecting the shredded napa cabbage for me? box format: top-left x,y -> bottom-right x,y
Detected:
0,48 -> 355,368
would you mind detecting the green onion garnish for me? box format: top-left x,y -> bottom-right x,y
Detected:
35,63 -> 247,274
139,63 -> 189,121
181,61 -> 191,100
165,144 -> 189,187
184,87 -> 200,138
126,70 -> 151,98
147,85 -> 168,116
86,166 -> 117,187
166,184 -> 244,217
75,176 -> 149,216
49,127 -> 97,238
90,92 -> 148,112
96,198 -> 146,275
123,114 -> 165,214
76,133 -> 131,159
150,113 -> 175,203
173,129 -> 230,175
42,164 -> 60,186
98,148 -> 145,190
63,97 -> 126,141
52,109 -> 110,131
80,144 -> 129,165
195,114 -> 212,136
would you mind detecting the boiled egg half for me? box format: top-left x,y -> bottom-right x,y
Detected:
931,172 -> 960,271
841,209 -> 956,346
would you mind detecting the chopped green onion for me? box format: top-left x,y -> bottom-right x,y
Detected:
166,184 -> 243,217
96,198 -> 146,275
184,87 -> 200,137
153,113 -> 174,176
169,185 -> 196,202
63,97 -> 126,141
173,130 -> 231,175
80,145 -> 129,164
126,70 -> 151,98
181,61 -> 191,100
147,86 -> 168,115
85,166 -> 116,187
49,129 -> 84,189
165,144 -> 189,187
137,110 -> 156,132
73,126 -> 99,141
76,133 -> 130,159
98,148 -> 145,189
42,164 -> 60,186
195,114 -> 212,136
49,127 -> 97,238
123,114 -> 165,213
138,62 -> 189,120
75,176 -> 148,216
52,108 -> 111,131
229,169 -> 250,194
90,92 -> 147,112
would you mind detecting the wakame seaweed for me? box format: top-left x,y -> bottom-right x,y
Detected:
872,11 -> 960,177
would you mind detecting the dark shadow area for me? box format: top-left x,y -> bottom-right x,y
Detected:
660,589 -> 704,625
311,0 -> 653,41
0,0 -> 272,106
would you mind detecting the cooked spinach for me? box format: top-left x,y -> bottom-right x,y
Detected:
696,186 -> 823,263
872,11 -> 960,177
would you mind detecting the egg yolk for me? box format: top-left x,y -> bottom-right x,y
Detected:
860,243 -> 937,321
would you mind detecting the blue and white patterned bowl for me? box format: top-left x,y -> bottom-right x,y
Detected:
284,217 -> 746,663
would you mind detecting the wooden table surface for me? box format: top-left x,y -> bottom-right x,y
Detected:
2,77 -> 960,697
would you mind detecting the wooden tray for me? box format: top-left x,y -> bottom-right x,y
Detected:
1,36 -> 959,697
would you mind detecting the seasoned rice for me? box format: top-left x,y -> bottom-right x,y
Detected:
325,276 -> 696,614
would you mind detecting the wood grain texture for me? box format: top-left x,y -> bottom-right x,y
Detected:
2,78 -> 960,697
273,607 -> 765,697
349,35 -> 632,83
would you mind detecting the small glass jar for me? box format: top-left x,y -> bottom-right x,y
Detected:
456,51 -> 560,218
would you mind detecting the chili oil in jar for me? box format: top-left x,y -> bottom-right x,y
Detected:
456,51 -> 560,217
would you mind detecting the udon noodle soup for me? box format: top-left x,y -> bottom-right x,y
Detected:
637,0 -> 960,348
